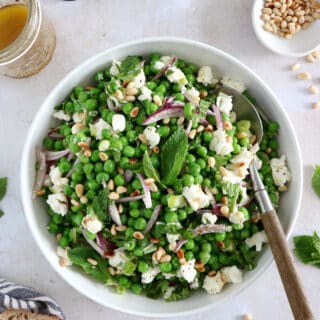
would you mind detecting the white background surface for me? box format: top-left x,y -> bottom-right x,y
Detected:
1,1 -> 320,319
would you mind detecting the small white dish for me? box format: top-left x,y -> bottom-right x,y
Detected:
20,37 -> 303,317
252,0 -> 320,57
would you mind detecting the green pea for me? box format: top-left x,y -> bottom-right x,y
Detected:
267,121 -> 279,134
196,158 -> 206,169
232,223 -> 244,230
86,190 -> 96,200
130,208 -> 140,218
178,209 -> 187,220
157,126 -> 170,137
185,239 -> 195,250
144,209 -> 153,219
186,154 -> 196,163
123,145 -> 135,157
85,99 -> 97,111
83,163 -> 94,175
43,137 -> 54,149
118,276 -> 131,288
268,139 -> 279,150
197,146 -> 207,157
132,179 -> 142,190
134,217 -> 147,230
174,93 -> 185,102
119,157 -> 129,169
202,178 -> 211,187
131,283 -> 142,294
104,159 -> 115,173
199,251 -> 210,264
238,207 -> 250,221
239,137 -> 250,147
139,144 -> 148,152
94,162 -> 103,173
185,251 -> 194,260
125,239 -> 137,251
88,180 -> 99,190
233,143 -> 241,154
201,242 -> 212,252
138,261 -> 149,273
133,247 -> 144,257
125,227 -> 134,238
172,83 -> 180,93
122,102 -> 134,115
264,175 -> 274,187
71,172 -> 83,183
110,138 -> 123,152
236,120 -> 251,132
184,102 -> 196,120
48,222 -> 59,234
96,172 -> 109,184
202,131 -> 213,142
90,150 -> 100,162
241,230 -> 250,239
164,211 -> 178,223
114,174 -> 125,186
194,174 -> 203,184
147,81 -> 157,90
182,174 -> 194,186
159,262 -> 172,273
215,232 -> 226,241
59,235 -> 69,248
129,200 -> 140,209
58,160 -> 71,174
54,140 -> 64,151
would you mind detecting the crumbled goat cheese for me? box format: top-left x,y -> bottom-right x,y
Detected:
98,140 -> 110,152
229,210 -> 246,225
178,259 -> 197,283
49,166 -> 68,193
182,185 -> 210,211
270,155 -> 291,187
53,110 -> 71,122
143,126 -> 161,148
216,92 -> 233,115
163,273 -> 176,280
166,66 -> 187,87
245,231 -> 267,252
221,76 -> 246,93
197,66 -> 213,85
108,248 -> 128,268
82,215 -> 103,234
154,61 -> 165,70
57,246 -> 72,266
190,277 -> 199,290
90,119 -> 112,140
112,114 -> 126,132
110,60 -> 121,76
141,267 -> 161,284
138,86 -> 152,101
166,233 -> 181,244
72,112 -> 86,123
201,212 -> 218,225
239,185 -> 250,206
221,266 -> 243,283
184,87 -> 200,105
47,193 -> 68,216
209,129 -> 233,156
133,69 -> 146,88
203,272 -> 225,295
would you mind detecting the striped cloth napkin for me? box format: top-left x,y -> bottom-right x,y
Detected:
0,279 -> 65,319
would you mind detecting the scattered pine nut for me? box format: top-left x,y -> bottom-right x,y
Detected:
290,63 -> 300,71
130,106 -> 139,118
297,72 -> 311,80
109,192 -> 119,200
87,258 -> 98,266
243,314 -> 253,320
312,50 -> 320,59
312,102 -> 320,109
309,85 -> 319,95
306,54 -> 315,63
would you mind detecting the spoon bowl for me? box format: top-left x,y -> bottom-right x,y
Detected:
252,0 -> 320,57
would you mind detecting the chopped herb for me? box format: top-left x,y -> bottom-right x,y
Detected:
143,151 -> 165,188
92,189 -> 109,222
119,56 -> 142,80
311,165 -> 320,198
0,177 -> 8,201
294,232 -> 320,268
165,283 -> 191,302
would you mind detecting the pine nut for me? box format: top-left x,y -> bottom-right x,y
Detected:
237,132 -> 247,139
297,72 -> 311,80
115,89 -> 124,100
75,184 -> 84,197
144,178 -> 155,185
188,129 -> 196,139
71,199 -> 80,207
153,95 -> 162,107
126,87 -> 138,96
243,314 -> 252,320
309,85 -> 319,95
208,156 -> 216,168
110,224 -> 117,236
221,196 -> 228,205
278,185 -> 288,192
196,125 -> 205,133
78,141 -> 90,149
116,186 -> 127,194
177,117 -> 185,126
130,106 -> 139,118
306,54 -> 315,63
220,205 -> 230,217
109,192 -> 119,200
99,152 -> 108,161
223,121 -> 232,131
126,95 -> 136,102
290,63 -> 300,71
162,117 -> 170,124
208,270 -> 217,277
80,196 -> 88,204
108,179 -> 114,191
84,149 -> 92,158
159,254 -> 172,263
133,231 -> 144,240
87,258 -> 98,266
312,50 -> 320,58
312,102 -> 320,109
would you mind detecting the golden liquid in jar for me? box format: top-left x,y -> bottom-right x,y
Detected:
0,4 -> 28,51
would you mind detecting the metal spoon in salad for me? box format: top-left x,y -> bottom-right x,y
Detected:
216,86 -> 314,320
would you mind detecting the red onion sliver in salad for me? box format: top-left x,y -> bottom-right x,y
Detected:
115,195 -> 144,203
81,228 -> 105,257
137,173 -> 152,209
45,149 -> 70,161
66,157 -> 81,178
212,104 -> 223,130
143,105 -> 184,125
185,120 -> 193,135
124,169 -> 133,183
174,239 -> 187,252
96,232 -> 117,253
144,204 -> 162,234
212,204 -> 223,216
108,201 -> 122,226
193,224 -> 231,236
152,56 -> 177,81
32,146 -> 46,199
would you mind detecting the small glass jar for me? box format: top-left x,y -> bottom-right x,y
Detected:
0,0 -> 56,78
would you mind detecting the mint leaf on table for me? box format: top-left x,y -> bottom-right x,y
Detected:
293,232 -> 320,268
92,189 -> 109,222
0,177 -> 8,201
119,56 -> 142,80
0,210 -> 4,219
68,246 -> 111,282
160,128 -> 188,185
311,165 -> 320,198
143,151 -> 165,188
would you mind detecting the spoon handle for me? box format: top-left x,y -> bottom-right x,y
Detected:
261,210 -> 314,320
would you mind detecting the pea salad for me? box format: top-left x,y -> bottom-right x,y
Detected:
33,54 -> 291,301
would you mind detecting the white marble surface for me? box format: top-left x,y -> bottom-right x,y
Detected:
1,0 -> 320,319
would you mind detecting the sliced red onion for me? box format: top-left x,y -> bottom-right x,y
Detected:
45,149 -> 70,161
96,232 -> 117,253
143,105 -> 184,125
124,170 -> 133,183
193,224 -> 230,235
32,146 -> 46,199
185,120 -> 193,135
144,204 -> 162,234
67,153 -> 74,161
174,239 -> 187,252
137,173 -> 152,209
81,229 -> 105,257
48,126 -> 60,135
66,157 -> 81,178
108,201 -> 122,226
212,104 -> 223,130
152,56 -> 177,81
212,204 -> 222,216
196,209 -> 213,215
206,110 -> 215,116
48,132 -> 64,139
115,195 -> 144,203
199,118 -> 209,125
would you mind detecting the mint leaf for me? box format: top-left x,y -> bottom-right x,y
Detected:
293,232 -> 320,268
222,182 -> 241,198
122,261 -> 136,276
143,151 -> 165,188
145,279 -> 169,299
243,90 -> 256,105
68,246 -> 111,282
0,209 -> 4,219
92,189 -> 109,222
119,56 -> 142,80
214,155 -> 229,167
312,165 -> 320,198
0,177 -> 8,201
165,283 -> 191,302
160,128 -> 188,185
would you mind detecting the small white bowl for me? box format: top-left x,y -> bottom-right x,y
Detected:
252,0 -> 320,57
21,37 -> 303,317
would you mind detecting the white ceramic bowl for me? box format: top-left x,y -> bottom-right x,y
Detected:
21,37 -> 302,317
252,0 -> 320,57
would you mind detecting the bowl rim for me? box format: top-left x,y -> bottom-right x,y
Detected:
251,0 -> 319,57
20,36 -> 303,317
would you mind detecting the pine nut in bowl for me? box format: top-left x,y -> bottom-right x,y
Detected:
252,0 -> 320,57
20,37 -> 302,317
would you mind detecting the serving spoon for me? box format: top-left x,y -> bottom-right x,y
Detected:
216,86 -> 314,320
